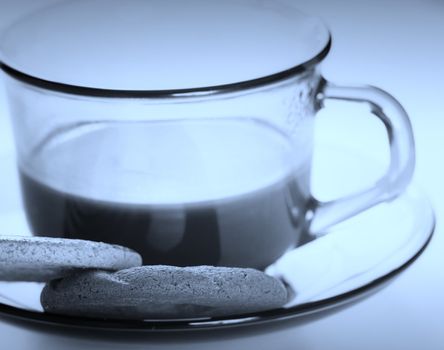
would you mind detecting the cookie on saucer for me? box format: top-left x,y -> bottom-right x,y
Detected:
0,236 -> 142,282
41,265 -> 288,319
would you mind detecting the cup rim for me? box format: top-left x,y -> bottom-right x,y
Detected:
0,36 -> 331,99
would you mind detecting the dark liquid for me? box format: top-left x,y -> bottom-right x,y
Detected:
20,170 -> 310,268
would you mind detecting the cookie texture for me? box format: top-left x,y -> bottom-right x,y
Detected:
41,265 -> 288,319
0,236 -> 142,282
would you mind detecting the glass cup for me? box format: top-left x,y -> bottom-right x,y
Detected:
1,68 -> 414,268
0,1 -> 415,269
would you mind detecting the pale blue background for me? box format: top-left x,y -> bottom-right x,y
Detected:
0,0 -> 443,349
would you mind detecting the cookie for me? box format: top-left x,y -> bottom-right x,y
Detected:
41,265 -> 288,319
0,236 -> 142,282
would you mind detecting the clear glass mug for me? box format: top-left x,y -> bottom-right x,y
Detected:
1,66 -> 414,269
0,0 -> 415,269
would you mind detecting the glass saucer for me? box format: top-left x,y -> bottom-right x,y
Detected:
0,148 -> 435,332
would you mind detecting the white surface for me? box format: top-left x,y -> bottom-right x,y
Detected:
0,0 -> 443,349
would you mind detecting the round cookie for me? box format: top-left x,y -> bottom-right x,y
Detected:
41,265 -> 288,319
0,236 -> 142,282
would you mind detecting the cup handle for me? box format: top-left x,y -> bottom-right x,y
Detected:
308,77 -> 415,235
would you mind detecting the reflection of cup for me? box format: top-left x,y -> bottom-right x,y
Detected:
0,0 -> 415,268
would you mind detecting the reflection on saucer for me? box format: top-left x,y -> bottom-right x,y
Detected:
266,185 -> 434,305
